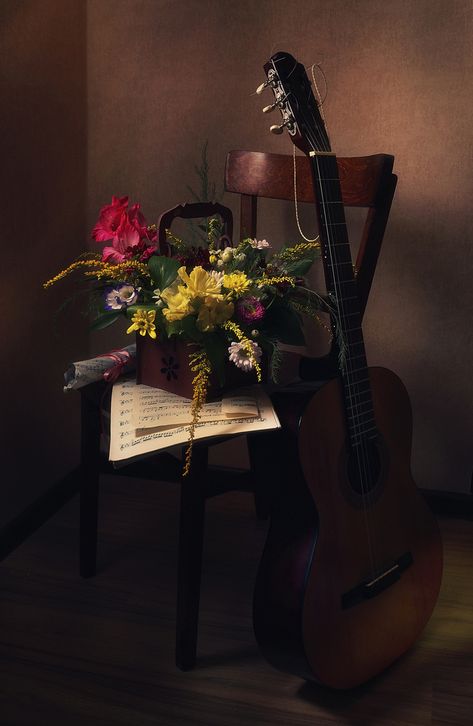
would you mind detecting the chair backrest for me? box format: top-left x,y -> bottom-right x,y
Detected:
224,150 -> 397,321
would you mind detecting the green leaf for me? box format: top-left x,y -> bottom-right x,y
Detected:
90,311 -> 123,331
148,255 -> 180,290
203,334 -> 227,386
283,258 -> 316,276
263,302 -> 306,346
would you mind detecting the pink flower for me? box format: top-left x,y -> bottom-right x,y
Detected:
92,195 -> 129,243
139,244 -> 158,262
92,196 -> 156,262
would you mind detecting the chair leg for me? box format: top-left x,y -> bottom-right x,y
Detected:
247,433 -> 274,520
79,390 -> 101,579
175,445 -> 208,671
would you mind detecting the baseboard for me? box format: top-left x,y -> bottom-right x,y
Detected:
0,467 -> 81,562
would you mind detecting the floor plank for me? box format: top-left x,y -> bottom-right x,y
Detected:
1,477 -> 472,725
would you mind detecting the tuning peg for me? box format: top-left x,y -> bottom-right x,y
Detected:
270,120 -> 292,135
256,80 -> 271,95
262,102 -> 278,113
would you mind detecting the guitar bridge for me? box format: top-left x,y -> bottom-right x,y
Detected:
341,552 -> 413,610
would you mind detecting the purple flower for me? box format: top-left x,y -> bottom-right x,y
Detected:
236,296 -> 265,325
104,283 -> 138,310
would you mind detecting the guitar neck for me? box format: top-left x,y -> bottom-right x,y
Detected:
309,152 -> 376,446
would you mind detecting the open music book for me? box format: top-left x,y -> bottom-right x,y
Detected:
109,379 -> 281,464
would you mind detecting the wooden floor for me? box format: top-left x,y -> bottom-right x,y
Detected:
1,476 -> 472,726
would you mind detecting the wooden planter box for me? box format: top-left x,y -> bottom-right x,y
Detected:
135,335 -> 262,399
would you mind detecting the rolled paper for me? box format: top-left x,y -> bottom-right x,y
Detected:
64,344 -> 136,391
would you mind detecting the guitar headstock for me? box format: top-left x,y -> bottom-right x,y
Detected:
258,52 -> 330,156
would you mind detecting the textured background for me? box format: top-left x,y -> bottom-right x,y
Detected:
2,0 -> 472,525
0,0 -> 87,526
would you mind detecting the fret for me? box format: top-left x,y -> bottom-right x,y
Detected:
342,310 -> 362,317
347,404 -> 374,419
349,423 -> 377,439
343,326 -> 362,339
344,387 -> 372,405
347,388 -> 371,402
347,339 -> 365,349
351,428 -> 379,446
345,364 -> 369,375
351,423 -> 378,438
327,259 -> 354,267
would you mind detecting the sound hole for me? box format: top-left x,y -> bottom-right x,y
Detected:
346,437 -> 382,496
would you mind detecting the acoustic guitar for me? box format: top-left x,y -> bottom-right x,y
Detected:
252,52 -> 443,689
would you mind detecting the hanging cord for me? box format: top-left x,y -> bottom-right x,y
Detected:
293,145 -> 319,242
292,63 -> 329,243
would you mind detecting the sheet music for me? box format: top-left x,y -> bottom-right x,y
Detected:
64,344 -> 136,390
109,380 -> 280,463
132,390 -> 259,429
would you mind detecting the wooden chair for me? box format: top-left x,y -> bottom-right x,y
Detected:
225,150 -> 397,377
79,150 -> 397,673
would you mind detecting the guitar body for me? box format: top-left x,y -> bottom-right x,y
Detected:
254,367 -> 442,689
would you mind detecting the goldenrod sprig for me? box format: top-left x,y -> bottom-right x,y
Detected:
43,259 -> 105,288
207,216 -> 221,251
84,260 -> 150,280
223,320 -> 262,382
183,350 -> 212,477
290,300 -> 332,338
44,258 -> 150,288
274,241 -> 320,262
256,275 -> 296,288
165,228 -> 187,252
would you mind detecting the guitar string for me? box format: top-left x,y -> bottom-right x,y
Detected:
303,110 -> 379,569
304,109 -> 378,579
281,58 -> 378,578
310,63 -> 382,580
318,152 -> 378,581
310,147 -> 377,580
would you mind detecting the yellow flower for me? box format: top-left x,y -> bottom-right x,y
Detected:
222,272 -> 251,296
161,282 -> 194,322
196,297 -> 234,332
178,265 -> 222,298
126,309 -> 157,339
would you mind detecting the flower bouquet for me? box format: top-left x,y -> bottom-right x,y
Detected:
45,195 -> 333,473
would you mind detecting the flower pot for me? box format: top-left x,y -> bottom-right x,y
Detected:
135,335 -> 263,399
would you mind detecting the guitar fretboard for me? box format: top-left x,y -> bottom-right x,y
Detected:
310,153 -> 377,446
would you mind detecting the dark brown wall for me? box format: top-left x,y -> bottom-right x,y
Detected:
0,0 -> 87,526
87,0 -> 472,493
